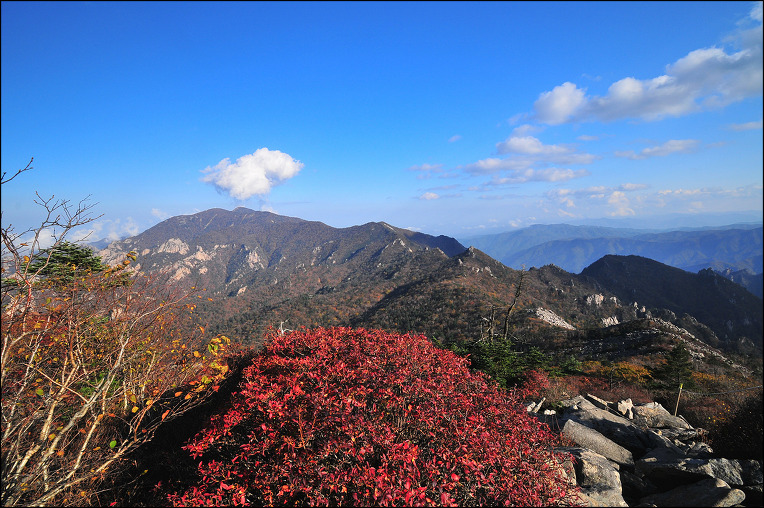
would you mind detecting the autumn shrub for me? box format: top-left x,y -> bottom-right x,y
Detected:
1,163 -> 243,506
167,327 -> 580,506
0,252 -> 242,506
517,369 -> 551,401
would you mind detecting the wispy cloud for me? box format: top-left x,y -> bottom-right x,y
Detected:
546,182 -> 762,218
490,168 -> 590,185
419,192 -> 440,200
409,163 -> 444,173
727,119 -> 763,131
614,139 -> 700,160
408,162 -> 461,180
448,134 -> 462,143
531,7 -> 762,124
495,135 -> 598,164
548,183 -> 649,217
151,208 -> 170,220
458,134 -> 597,180
201,148 -> 304,200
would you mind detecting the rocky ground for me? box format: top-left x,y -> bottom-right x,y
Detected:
527,394 -> 763,507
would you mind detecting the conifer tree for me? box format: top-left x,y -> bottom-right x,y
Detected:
652,343 -> 695,388
28,241 -> 107,284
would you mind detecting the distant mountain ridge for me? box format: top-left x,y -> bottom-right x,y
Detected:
581,255 -> 763,351
97,208 -> 762,357
462,223 -> 763,275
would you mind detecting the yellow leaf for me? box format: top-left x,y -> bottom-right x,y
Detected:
129,394 -> 137,403
131,406 -> 139,413
48,433 -> 56,440
193,351 -> 200,358
184,393 -> 193,400
23,255 -> 30,264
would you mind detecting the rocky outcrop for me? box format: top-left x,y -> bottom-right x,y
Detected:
526,393 -> 762,507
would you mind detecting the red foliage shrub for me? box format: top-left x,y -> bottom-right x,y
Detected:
166,327 -> 578,506
517,369 -> 551,400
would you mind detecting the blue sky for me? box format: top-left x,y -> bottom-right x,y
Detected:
2,1 -> 762,244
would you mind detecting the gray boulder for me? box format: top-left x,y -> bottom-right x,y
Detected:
707,458 -> 763,487
632,401 -> 692,429
562,419 -> 634,467
638,478 -> 745,507
561,398 -> 652,456
556,447 -> 628,507
544,393 -> 762,506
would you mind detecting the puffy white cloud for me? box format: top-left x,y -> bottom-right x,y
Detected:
614,139 -> 700,160
201,148 -> 303,200
532,8 -> 762,124
419,192 -> 440,200
533,82 -> 587,125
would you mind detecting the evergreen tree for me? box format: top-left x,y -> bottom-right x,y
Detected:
652,343 -> 695,388
29,241 -> 107,284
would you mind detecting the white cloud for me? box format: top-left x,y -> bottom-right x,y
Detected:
619,182 -> 649,191
408,162 -> 453,180
752,1 -> 763,23
495,135 -> 598,166
409,163 -> 444,172
728,119 -> 763,130
511,124 -> 544,136
448,134 -> 462,143
62,217 -> 140,247
490,168 -> 590,184
497,135 -> 569,156
614,139 -> 700,160
547,183 -> 649,214
577,134 -> 599,141
607,190 -> 635,216
151,208 -> 170,220
462,157 -> 534,175
533,82 -> 587,125
201,148 -> 304,200
419,192 -> 440,200
531,8 -> 762,124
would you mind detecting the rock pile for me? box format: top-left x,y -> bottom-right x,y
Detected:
527,394 -> 762,507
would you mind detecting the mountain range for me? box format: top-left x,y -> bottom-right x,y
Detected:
97,208 -> 762,361
461,223 -> 763,279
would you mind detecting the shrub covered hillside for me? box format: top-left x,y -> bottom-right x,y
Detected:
167,327 -> 579,506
